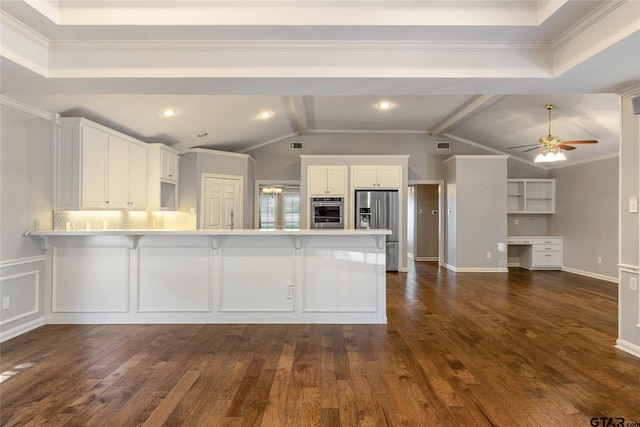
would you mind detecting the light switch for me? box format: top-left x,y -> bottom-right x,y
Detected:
629,197 -> 638,213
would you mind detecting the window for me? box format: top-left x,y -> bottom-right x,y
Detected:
258,185 -> 300,230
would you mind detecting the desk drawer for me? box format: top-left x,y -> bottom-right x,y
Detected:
532,251 -> 562,266
534,238 -> 562,245
533,244 -> 561,252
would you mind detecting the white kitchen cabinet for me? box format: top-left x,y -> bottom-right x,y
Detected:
352,165 -> 402,189
147,144 -> 179,210
507,179 -> 555,214
55,117 -> 147,210
127,141 -> 148,210
160,149 -> 178,181
307,166 -> 346,195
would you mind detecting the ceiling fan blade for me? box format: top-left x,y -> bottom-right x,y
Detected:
508,144 -> 539,149
561,139 -> 598,144
558,144 -> 577,151
521,146 -> 540,153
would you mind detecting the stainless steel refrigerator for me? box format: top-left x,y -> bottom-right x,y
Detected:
355,190 -> 399,271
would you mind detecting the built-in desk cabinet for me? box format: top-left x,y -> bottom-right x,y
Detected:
55,117 -> 147,210
507,179 -> 555,214
508,236 -> 563,270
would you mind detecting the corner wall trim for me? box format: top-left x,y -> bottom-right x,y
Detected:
0,317 -> 45,343
615,339 -> 640,359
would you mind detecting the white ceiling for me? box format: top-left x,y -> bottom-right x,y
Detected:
1,0 -> 639,168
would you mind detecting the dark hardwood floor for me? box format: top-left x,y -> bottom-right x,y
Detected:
2,263 -> 640,426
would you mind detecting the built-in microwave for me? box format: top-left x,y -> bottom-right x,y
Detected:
310,197 -> 345,229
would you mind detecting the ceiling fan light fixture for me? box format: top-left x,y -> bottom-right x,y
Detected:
555,151 -> 567,161
534,152 -> 545,163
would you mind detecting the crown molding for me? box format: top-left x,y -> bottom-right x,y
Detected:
49,39 -> 551,53
0,96 -> 54,120
551,0 -> 628,50
0,11 -> 50,50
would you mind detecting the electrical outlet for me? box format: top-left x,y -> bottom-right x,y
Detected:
630,277 -> 638,291
2,297 -> 9,310
514,219 -> 519,225
287,284 -> 295,299
34,218 -> 40,230
486,252 -> 492,259
597,257 -> 602,264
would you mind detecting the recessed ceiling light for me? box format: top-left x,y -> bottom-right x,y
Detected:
162,108 -> 177,117
197,132 -> 208,138
377,102 -> 392,110
258,111 -> 273,119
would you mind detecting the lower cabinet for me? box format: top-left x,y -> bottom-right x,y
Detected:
510,237 -> 563,270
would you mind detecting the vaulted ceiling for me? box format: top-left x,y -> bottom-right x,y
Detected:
1,1 -> 639,168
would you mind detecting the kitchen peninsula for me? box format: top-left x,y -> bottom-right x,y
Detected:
31,228 -> 390,324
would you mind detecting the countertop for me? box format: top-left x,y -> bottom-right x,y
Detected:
27,228 -> 391,249
28,228 -> 391,236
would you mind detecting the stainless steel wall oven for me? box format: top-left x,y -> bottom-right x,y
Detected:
310,197 -> 344,229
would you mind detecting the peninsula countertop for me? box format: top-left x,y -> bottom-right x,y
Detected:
29,228 -> 391,236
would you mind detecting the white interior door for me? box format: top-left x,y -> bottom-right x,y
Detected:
203,176 -> 242,229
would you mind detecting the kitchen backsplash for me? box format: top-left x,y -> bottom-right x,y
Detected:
53,211 -> 167,230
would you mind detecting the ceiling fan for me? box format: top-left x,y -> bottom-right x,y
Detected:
509,104 -> 598,162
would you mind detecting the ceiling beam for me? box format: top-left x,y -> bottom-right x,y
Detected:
290,95 -> 309,136
429,95 -> 503,137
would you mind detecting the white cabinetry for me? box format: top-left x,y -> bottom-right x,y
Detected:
307,166 -> 347,195
55,118 -> 147,210
147,144 -> 179,210
507,179 -> 555,214
509,236 -> 563,270
352,165 -> 401,188
161,149 -> 178,180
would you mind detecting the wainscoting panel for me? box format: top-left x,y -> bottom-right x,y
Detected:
52,246 -> 130,312
138,246 -> 211,312
218,243 -> 295,312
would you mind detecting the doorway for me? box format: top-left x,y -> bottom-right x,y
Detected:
409,182 -> 443,265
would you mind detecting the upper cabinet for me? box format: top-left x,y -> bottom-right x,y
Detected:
352,165 -> 402,189
160,148 -> 178,181
507,179 -> 555,214
55,117 -> 147,210
308,166 -> 347,195
147,144 -> 179,210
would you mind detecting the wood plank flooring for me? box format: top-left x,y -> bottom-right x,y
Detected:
2,263 -> 640,426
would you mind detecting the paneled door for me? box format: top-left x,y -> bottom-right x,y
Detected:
202,176 -> 242,229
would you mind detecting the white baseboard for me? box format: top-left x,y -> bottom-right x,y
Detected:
443,264 -> 508,273
616,338 -> 640,359
414,257 -> 438,262
0,317 -> 45,342
561,266 -> 618,283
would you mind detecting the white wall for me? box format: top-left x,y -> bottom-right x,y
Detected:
0,101 -> 52,340
548,156 -> 619,281
445,155 -> 508,271
617,90 -> 640,357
